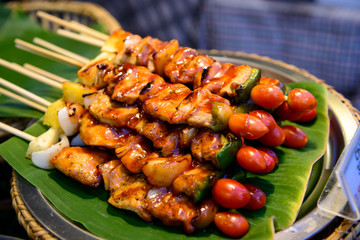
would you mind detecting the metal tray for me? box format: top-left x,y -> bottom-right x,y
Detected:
15,51 -> 358,239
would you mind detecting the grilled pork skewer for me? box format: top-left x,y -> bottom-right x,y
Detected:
77,59 -> 233,131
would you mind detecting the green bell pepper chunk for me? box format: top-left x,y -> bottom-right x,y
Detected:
210,102 -> 233,132
235,68 -> 261,104
215,133 -> 242,170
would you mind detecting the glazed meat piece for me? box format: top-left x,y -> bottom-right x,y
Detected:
164,47 -> 215,85
115,138 -> 154,174
145,187 -> 199,234
107,64 -> 161,105
88,93 -> 139,128
51,146 -> 110,187
99,160 -> 153,222
97,30 -> 258,98
79,113 -> 143,150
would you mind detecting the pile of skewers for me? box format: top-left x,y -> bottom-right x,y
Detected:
0,11 -> 318,238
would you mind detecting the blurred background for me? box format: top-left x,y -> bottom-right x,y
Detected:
0,0 -> 359,239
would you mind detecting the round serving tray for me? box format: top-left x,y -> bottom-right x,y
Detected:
12,50 -> 359,240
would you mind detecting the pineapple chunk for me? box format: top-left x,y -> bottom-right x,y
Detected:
62,82 -> 97,105
25,127 -> 61,158
43,99 -> 65,128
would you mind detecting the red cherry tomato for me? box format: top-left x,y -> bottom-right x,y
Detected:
297,108 -> 317,122
236,146 -> 266,172
212,179 -> 250,209
275,101 -> 303,121
258,147 -> 279,166
258,125 -> 285,147
253,151 -> 276,174
250,84 -> 285,109
214,212 -> 249,238
229,113 -> 269,140
243,184 -> 267,211
282,125 -> 308,149
287,88 -> 317,113
249,110 -> 277,130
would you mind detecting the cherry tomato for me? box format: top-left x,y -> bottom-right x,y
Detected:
243,184 -> 267,211
275,101 -> 303,121
287,88 -> 317,113
282,125 -> 308,149
250,84 -> 285,109
236,146 -> 266,172
249,110 -> 277,130
229,113 -> 269,139
212,179 -> 250,209
258,147 -> 279,166
214,212 -> 249,238
297,108 -> 317,122
252,151 -> 276,174
258,125 -> 285,147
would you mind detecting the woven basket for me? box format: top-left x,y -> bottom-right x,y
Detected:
5,1 -> 360,240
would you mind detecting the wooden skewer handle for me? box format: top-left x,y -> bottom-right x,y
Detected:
15,39 -> 84,68
0,121 -> 35,142
0,58 -> 63,89
0,77 -> 51,107
0,87 -> 47,112
56,29 -> 105,47
36,11 -> 109,41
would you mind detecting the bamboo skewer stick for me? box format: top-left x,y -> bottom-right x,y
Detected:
0,122 -> 35,141
15,39 -> 84,68
56,29 -> 105,47
0,78 -> 52,107
0,58 -> 63,89
36,11 -> 109,41
33,37 -> 90,64
23,63 -> 69,83
0,86 -> 47,112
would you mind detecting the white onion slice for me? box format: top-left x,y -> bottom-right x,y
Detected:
31,135 -> 69,169
25,127 -> 60,158
57,107 -> 79,136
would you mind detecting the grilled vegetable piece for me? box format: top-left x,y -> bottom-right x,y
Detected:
235,68 -> 261,103
78,52 -> 116,88
100,160 -> 153,222
191,130 -> 242,170
50,146 -> 110,187
172,163 -> 220,202
62,82 -> 98,105
210,102 -> 233,132
142,154 -> 192,187
146,187 -> 199,234
43,98 -> 66,129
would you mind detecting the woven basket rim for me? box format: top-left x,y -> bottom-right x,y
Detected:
6,0 -> 122,34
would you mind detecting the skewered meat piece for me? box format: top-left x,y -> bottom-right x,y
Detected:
88,93 -> 139,128
99,30 -> 260,100
98,160 -> 153,222
50,146 -> 111,187
79,112 -> 143,150
146,187 -> 199,234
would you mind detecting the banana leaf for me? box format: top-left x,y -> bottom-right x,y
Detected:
0,5 -> 329,240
